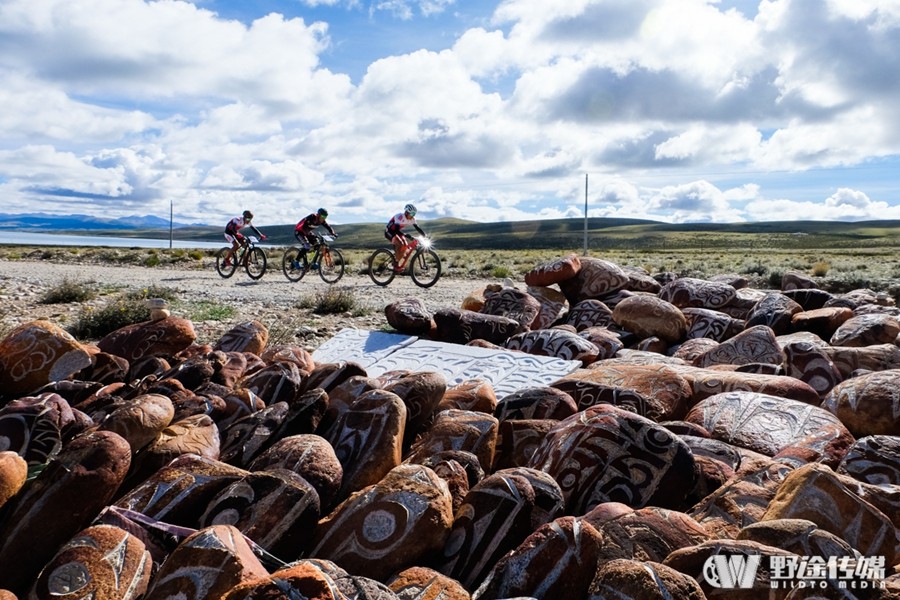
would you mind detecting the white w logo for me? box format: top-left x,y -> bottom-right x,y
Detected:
702,554 -> 761,589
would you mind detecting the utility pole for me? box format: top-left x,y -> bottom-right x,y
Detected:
169,200 -> 174,249
583,173 -> 588,255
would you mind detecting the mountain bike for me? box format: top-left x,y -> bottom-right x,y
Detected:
282,233 -> 345,284
368,236 -> 441,288
215,236 -> 267,280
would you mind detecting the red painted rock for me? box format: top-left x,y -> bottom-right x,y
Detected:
685,391 -> 852,457
771,422 -> 855,469
762,463 -> 899,564
310,464 -> 454,582
494,386 -> 578,421
494,419 -> 556,470
578,327 -> 624,359
324,389 -> 406,500
822,369 -> 900,436
240,361 -> 305,405
783,287 -> 833,310
830,313 -> 900,347
0,393 -> 80,466
557,362 -> 692,422
222,561 -> 341,600
737,518 -> 861,559
524,253 -> 581,287
623,266 -> 663,293
436,471 -> 541,590
318,374 -> 380,433
0,320 -> 92,400
558,257 -> 629,304
670,365 -> 821,407
260,343 -> 315,372
481,287 -> 541,332
564,299 -> 614,331
837,435 -> 900,486
588,559 -> 706,600
592,506 -> 712,564
0,431 -> 131,595
551,377 -> 668,421
77,349 -> 130,385
791,306 -> 853,339
388,566 -> 470,600
612,295 -> 687,343
143,525 -> 268,600
746,292 -> 803,335
528,404 -> 695,514
688,461 -> 794,539
781,339 -> 842,397
197,469 -> 320,562
98,393 -> 175,454
405,409 -> 499,475
433,308 -> 520,346
214,351 -> 252,388
663,539 -> 797,599
128,413 -> 221,484
249,434 -> 343,510
504,329 -> 600,366
782,271 -> 818,290
214,320 -> 269,355
824,343 -> 900,378
219,402 -> 290,468
98,316 -> 196,362
473,516 -> 603,600
385,297 -> 434,335
382,371 -> 447,449
659,277 -> 736,309
116,454 -> 246,526
693,325 -> 784,368
437,379 -> 497,414
28,524 -> 152,600
527,285 -> 567,330
682,307 -> 743,342
672,337 -> 720,362
0,451 -> 27,511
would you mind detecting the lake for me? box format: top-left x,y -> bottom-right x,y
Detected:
0,231 -> 225,249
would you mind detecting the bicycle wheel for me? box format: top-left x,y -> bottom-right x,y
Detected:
319,247 -> 345,284
282,247 -> 309,282
215,247 -> 237,278
410,249 -> 441,288
245,247 -> 267,280
368,249 -> 397,286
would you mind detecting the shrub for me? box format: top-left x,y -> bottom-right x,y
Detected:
69,298 -> 150,339
181,300 -> 235,321
144,254 -> 161,267
299,287 -> 364,315
491,265 -> 514,278
40,278 -> 97,304
124,285 -> 179,302
811,261 -> 830,276
768,270 -> 784,289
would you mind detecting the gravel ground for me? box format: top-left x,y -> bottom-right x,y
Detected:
0,258 -> 503,349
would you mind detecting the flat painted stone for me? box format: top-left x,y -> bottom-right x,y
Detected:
214,320 -> 269,355
98,316 -> 196,362
0,320 -> 91,400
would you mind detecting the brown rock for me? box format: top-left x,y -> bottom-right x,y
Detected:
746,292 -> 803,335
564,299 -> 614,331
0,393 -> 80,466
222,561 -> 342,600
528,404 -> 695,514
527,285 -> 567,330
0,320 -> 92,400
504,329 -> 600,366
791,306 -> 853,339
98,392 -> 174,454
694,324 -> 784,367
578,326 -> 625,359
405,409 -> 499,475
683,307 -> 743,341
592,507 -> 712,564
494,386 -> 578,421
28,524 -> 152,600
385,297 -> 434,335
128,413 -> 221,484
557,257 -> 629,304
612,295 -> 687,343
524,253 -> 581,287
219,401 -> 290,468
310,464 -> 454,582
214,320 -> 269,355
551,377 -> 666,420
437,379 -> 497,414
737,518 -> 860,559
838,435 -> 900,486
671,364 -> 821,407
659,277 -> 736,309
493,419 -> 556,470
0,431 -> 132,595
824,343 -> 900,378
98,316 -> 196,361
388,566 -> 470,600
830,313 -> 900,347
0,451 -> 27,511
240,360 -> 305,405
143,525 -> 269,600
249,434 -> 343,511
473,516 -> 603,600
433,308 -> 520,345
481,287 -> 541,332
382,371 -> 447,449
260,343 -> 315,371
822,369 -> 900,436
588,559 -> 706,600
781,339 -> 842,397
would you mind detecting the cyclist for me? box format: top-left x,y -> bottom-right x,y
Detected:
294,207 -> 337,250
385,203 -> 425,271
224,210 -> 266,267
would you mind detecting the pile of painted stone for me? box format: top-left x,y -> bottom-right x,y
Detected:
0,255 -> 896,600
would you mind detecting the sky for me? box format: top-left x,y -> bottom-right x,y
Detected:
1,0 -> 899,227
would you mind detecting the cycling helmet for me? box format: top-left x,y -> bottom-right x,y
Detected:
243,210 -> 253,220
317,207 -> 328,218
404,203 -> 417,217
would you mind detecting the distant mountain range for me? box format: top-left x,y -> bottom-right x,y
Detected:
2,212 -> 200,230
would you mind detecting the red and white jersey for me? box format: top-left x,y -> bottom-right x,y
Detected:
226,215 -> 250,231
387,212 -> 416,230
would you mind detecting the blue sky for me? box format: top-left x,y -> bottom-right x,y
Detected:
1,0 -> 898,227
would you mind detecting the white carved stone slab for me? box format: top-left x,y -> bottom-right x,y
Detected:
313,328 -> 580,397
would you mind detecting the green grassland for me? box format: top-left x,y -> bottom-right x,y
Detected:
8,217 -> 900,300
